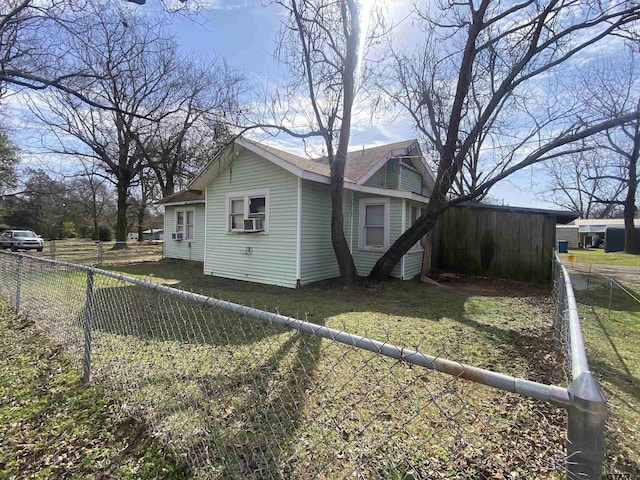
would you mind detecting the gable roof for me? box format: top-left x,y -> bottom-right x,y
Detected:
156,189 -> 204,206
190,137 -> 435,196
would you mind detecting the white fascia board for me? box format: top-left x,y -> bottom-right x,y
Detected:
189,142 -> 237,190
158,200 -> 205,207
237,138 -> 307,178
349,184 -> 430,203
301,170 -> 331,184
356,152 -> 394,185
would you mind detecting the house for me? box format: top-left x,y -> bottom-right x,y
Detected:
142,229 -> 164,241
158,137 -> 435,288
555,218 -> 636,248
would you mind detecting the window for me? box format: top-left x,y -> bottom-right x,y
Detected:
226,189 -> 269,233
409,204 -> 425,250
175,209 -> 195,240
359,198 -> 390,251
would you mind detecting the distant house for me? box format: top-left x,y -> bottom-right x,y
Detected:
555,218 -> 635,248
158,137 -> 435,288
142,229 -> 164,241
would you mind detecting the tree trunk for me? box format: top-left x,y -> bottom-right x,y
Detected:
113,183 -> 129,250
369,201 -> 442,281
137,205 -> 145,243
330,163 -> 358,286
624,119 -> 639,254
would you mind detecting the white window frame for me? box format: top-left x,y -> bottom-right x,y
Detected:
407,203 -> 425,252
359,197 -> 390,251
175,208 -> 195,241
225,189 -> 270,233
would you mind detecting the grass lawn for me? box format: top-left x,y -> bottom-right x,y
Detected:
0,299 -> 186,479
559,248 -> 640,267
570,275 -> 640,477
4,254 -> 638,478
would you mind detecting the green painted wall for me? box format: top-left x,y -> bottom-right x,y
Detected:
436,206 -> 555,284
163,203 -> 206,262
204,148 -> 298,288
399,166 -> 423,195
386,161 -> 398,189
403,252 -> 424,280
300,180 -> 340,284
364,167 -> 386,188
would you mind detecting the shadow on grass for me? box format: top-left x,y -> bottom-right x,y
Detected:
106,259 -> 565,384
77,281 -> 322,478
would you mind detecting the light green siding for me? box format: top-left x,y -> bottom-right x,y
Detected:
403,252 -> 424,279
363,166 -> 386,188
204,148 -> 298,288
400,166 -> 423,195
386,160 -> 398,189
300,180 -> 341,284
163,203 -> 206,262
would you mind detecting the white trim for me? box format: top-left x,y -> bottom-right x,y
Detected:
203,186 -> 208,265
349,183 -> 429,202
174,208 -> 196,241
357,143 -> 417,186
407,202 -> 426,253
358,197 -> 391,251
238,139 -> 307,179
158,200 -> 205,207
296,178 -> 302,284
224,188 -> 270,233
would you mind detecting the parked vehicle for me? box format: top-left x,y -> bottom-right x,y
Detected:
0,230 -> 44,252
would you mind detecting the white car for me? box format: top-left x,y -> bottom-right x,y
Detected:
0,230 -> 44,252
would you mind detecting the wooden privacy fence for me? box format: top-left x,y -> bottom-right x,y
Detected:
433,203 -> 560,284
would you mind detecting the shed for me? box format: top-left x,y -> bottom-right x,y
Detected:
433,203 -> 579,284
604,226 -> 640,253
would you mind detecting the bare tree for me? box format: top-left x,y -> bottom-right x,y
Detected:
579,50 -> 640,253
68,160 -> 113,238
250,0 -> 383,286
369,0 -> 640,280
542,147 -> 626,218
27,5 -> 208,248
135,61 -> 241,197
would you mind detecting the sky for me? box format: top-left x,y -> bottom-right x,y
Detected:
10,0 -> 626,211
152,0 -> 561,209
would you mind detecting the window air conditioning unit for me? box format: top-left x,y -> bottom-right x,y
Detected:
243,218 -> 264,232
172,232 -> 184,240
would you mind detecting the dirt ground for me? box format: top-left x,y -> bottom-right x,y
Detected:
564,262 -> 640,290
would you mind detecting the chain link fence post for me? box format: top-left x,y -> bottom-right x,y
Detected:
50,240 -> 56,260
566,371 -> 607,479
15,255 -> 22,314
553,256 -> 564,348
98,241 -> 103,265
83,270 -> 94,384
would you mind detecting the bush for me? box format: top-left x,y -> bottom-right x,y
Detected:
96,226 -> 112,242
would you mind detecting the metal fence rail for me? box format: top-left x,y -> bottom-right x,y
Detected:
0,251 -> 606,479
552,252 -> 608,479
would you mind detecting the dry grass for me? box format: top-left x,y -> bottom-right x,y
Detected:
5,254 -> 638,478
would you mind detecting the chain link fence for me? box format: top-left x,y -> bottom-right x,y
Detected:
0,251 -> 606,479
